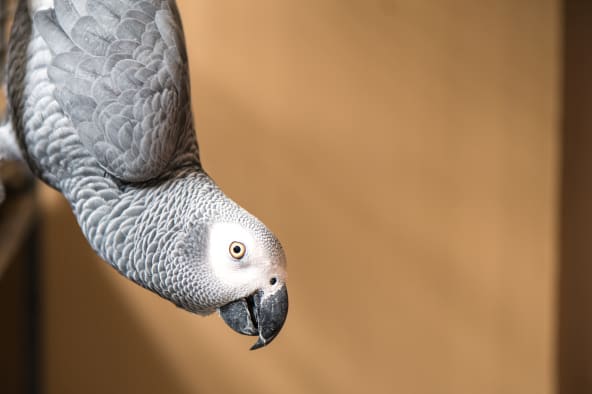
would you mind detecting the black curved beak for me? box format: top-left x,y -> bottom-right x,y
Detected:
219,284 -> 288,350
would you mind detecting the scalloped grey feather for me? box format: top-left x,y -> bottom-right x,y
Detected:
34,0 -> 192,182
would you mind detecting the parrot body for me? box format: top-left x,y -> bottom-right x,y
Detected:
0,0 -> 288,349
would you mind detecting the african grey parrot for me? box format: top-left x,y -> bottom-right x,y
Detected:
0,0 -> 288,349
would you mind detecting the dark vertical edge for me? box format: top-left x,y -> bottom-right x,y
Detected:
558,1 -> 592,393
25,214 -> 40,394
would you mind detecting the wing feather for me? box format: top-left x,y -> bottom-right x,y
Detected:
34,0 -> 195,182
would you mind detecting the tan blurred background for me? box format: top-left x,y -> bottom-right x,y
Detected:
0,0 -> 578,393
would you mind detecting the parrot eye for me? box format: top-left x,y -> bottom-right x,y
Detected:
229,241 -> 246,259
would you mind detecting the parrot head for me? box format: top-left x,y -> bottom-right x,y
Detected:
162,187 -> 288,350
208,221 -> 288,350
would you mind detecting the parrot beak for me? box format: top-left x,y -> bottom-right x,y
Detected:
218,284 -> 289,350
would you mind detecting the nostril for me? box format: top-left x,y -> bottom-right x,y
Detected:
270,277 -> 277,286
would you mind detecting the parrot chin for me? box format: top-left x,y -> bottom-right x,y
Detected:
218,284 -> 288,350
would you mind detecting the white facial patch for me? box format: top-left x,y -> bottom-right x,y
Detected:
207,222 -> 271,290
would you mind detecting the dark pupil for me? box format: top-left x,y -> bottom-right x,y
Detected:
233,245 -> 242,254
270,277 -> 277,285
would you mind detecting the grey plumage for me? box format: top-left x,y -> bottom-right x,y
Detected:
34,0 -> 194,182
1,0 -> 288,349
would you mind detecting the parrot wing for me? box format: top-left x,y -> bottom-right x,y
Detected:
33,0 -> 195,182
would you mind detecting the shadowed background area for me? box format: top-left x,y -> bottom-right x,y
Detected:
559,1 -> 592,393
0,0 -> 568,393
